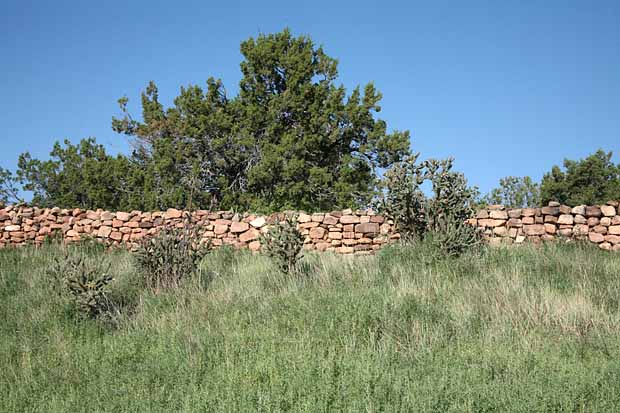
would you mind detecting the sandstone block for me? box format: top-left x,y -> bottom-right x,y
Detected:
508,209 -> 522,218
110,231 -> 122,241
297,213 -> 311,223
574,215 -> 587,224
340,215 -> 360,224
613,216 -> 620,225
116,211 -> 130,221
230,222 -> 249,233
571,205 -> 586,215
557,214 -> 574,225
311,213 -> 324,223
599,242 -> 612,251
248,241 -> 260,252
541,206 -> 560,216
608,226 -> 620,235
573,224 -> 589,236
239,228 -> 260,243
558,228 -> 573,237
478,219 -> 505,228
523,224 -> 545,236
585,206 -> 602,217
309,227 -> 326,239
544,223 -> 556,234
299,222 -> 319,229
588,232 -> 605,243
98,226 -> 112,238
328,232 -> 343,240
355,223 -> 379,234
604,235 -> 620,244
323,214 -> 339,225
522,217 -> 534,225
476,210 -> 489,219
214,224 -> 228,235
601,217 -> 611,226
489,210 -> 508,220
559,205 -> 572,214
250,217 -> 266,228
544,215 -> 558,224
522,208 -> 537,217
601,205 -> 616,217
488,205 -> 504,210
315,242 -> 331,252
593,225 -> 607,234
493,226 -> 507,237
5,225 -> 20,232
587,217 -> 599,227
370,215 -> 385,223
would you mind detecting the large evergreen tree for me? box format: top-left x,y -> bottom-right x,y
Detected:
112,28 -> 410,211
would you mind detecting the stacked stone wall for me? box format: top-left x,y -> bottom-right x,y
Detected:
2,201 -> 620,253
0,206 -> 398,255
471,201 -> 620,251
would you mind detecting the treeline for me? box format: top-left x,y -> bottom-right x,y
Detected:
0,29 -> 618,211
483,149 -> 620,208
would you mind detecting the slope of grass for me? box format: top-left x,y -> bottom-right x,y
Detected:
1,241 -> 620,412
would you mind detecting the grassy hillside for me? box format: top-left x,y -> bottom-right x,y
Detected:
1,241 -> 620,412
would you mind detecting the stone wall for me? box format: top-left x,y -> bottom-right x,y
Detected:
0,206 -> 398,255
471,201 -> 620,251
2,201 -> 620,253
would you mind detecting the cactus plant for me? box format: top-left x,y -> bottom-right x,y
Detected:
259,214 -> 304,274
134,215 -> 209,290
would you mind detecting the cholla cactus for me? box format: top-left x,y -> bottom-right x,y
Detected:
379,153 -> 428,240
134,215 -> 209,290
380,155 -> 481,257
48,253 -> 113,319
259,214 -> 304,274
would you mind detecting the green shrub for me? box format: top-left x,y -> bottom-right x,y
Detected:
134,217 -> 209,290
259,214 -> 304,273
47,252 -> 114,319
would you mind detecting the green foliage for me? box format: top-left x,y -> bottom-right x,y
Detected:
16,138 -> 138,210
0,167 -> 22,206
110,28 -> 410,212
47,251 -> 114,319
483,175 -> 541,208
379,153 -> 427,240
134,218 -> 209,290
259,214 -> 304,273
380,155 -> 480,256
540,149 -> 620,206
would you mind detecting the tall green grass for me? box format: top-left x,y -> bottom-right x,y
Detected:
1,241 -> 620,412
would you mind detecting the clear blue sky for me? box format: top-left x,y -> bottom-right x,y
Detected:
1,0 -> 618,195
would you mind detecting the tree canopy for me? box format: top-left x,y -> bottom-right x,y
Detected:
540,150 -> 620,206
483,176 -> 541,208
108,28 -> 410,212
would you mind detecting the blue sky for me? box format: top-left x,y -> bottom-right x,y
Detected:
1,0 -> 618,195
